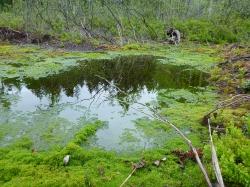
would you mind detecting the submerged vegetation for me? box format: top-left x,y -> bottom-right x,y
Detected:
0,0 -> 250,186
0,43 -> 249,186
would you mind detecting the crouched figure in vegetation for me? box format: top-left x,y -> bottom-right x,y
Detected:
166,28 -> 181,45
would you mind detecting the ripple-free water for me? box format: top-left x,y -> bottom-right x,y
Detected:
0,55 -> 208,151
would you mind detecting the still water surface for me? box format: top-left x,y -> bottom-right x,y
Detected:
0,55 -> 208,151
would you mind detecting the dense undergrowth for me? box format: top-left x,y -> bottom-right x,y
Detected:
1,10 -> 249,45
173,19 -> 250,44
0,1 -> 249,186
0,43 -> 249,186
1,0 -> 250,45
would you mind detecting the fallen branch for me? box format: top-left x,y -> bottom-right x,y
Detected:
203,94 -> 250,186
151,114 -> 212,187
119,168 -> 137,187
120,160 -> 145,187
208,118 -> 225,187
205,94 -> 250,118
95,75 -> 213,187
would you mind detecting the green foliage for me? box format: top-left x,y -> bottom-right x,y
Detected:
0,42 -> 249,186
1,0 -> 249,43
59,32 -> 84,44
174,19 -> 250,43
11,137 -> 33,150
122,43 -> 144,50
0,139 -> 210,187
204,125 -> 250,186
0,0 -> 12,9
242,80 -> 250,93
71,121 -> 104,145
0,12 -> 23,30
210,108 -> 248,129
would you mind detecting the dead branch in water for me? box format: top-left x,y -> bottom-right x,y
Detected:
95,75 -> 213,187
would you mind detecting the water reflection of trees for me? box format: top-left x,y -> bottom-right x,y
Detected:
0,55 -> 209,108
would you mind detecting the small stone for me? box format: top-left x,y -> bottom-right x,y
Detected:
154,160 -> 160,166
161,157 -> 167,161
63,155 -> 70,165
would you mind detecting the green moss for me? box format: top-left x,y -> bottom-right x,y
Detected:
174,19 -> 250,44
0,144 -> 210,186
204,125 -> 250,187
121,43 -> 145,50
0,42 -> 248,186
210,108 -> 248,129
0,12 -> 24,30
157,88 -> 218,150
0,44 -> 112,80
0,43 -> 221,83
71,121 -> 104,145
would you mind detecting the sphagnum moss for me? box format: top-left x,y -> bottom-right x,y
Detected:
0,43 -> 249,186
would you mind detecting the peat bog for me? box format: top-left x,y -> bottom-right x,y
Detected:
0,54 -> 209,151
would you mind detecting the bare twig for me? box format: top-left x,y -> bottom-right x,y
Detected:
80,21 -> 115,44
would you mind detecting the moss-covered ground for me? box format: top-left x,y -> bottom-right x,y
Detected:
0,42 -> 249,186
0,42 -> 220,80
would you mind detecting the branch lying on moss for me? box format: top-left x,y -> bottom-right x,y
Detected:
205,94 -> 250,118
208,118 -> 225,187
120,160 -> 146,187
96,75 -> 213,187
203,94 -> 250,187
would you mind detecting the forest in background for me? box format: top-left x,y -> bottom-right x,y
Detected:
0,0 -> 249,44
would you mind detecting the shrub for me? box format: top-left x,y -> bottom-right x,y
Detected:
204,125 -> 250,186
173,19 -> 249,44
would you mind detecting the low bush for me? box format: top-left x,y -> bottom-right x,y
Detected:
173,19 -> 250,44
